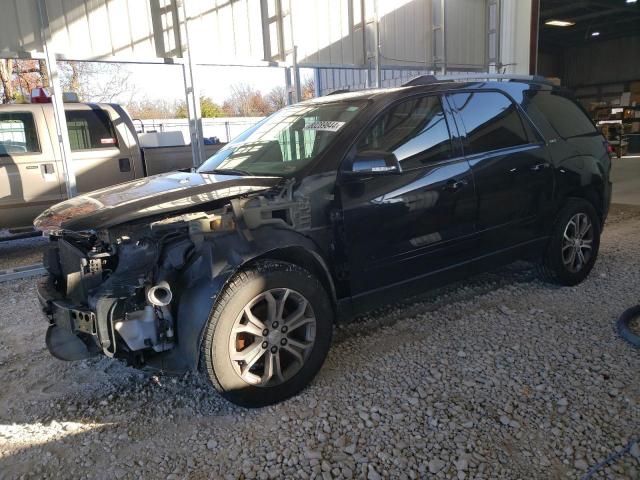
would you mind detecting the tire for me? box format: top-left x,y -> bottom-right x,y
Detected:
539,199 -> 601,286
200,260 -> 333,407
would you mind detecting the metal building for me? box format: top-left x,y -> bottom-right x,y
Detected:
0,0 -> 535,197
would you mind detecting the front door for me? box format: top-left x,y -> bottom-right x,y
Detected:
337,94 -> 477,300
446,91 -> 555,251
62,106 -> 135,194
0,107 -> 63,228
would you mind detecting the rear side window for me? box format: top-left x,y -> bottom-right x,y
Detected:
357,95 -> 452,169
65,109 -> 118,151
0,112 -> 39,155
523,91 -> 596,139
448,91 -> 529,155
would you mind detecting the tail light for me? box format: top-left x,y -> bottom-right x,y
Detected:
604,139 -> 615,157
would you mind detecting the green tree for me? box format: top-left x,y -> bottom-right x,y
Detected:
176,96 -> 224,118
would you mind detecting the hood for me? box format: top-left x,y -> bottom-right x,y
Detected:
34,171 -> 281,231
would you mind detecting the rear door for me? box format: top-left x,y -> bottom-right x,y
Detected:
61,105 -> 135,193
446,90 -> 554,252
0,106 -> 63,228
338,94 -> 477,298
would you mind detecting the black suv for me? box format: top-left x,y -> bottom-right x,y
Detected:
35,77 -> 611,407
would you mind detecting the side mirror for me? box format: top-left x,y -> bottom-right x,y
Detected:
348,150 -> 402,175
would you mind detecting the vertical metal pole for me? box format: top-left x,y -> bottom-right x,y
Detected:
292,46 -> 301,102
287,0 -> 300,102
284,67 -> 293,105
441,0 -> 447,75
37,0 -> 77,198
374,0 -> 381,87
178,0 -> 205,168
313,68 -> 321,97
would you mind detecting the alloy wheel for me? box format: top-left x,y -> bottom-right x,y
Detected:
228,288 -> 316,386
561,212 -> 594,273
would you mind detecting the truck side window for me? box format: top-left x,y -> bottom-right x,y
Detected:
65,110 -> 119,151
356,95 -> 453,170
448,91 -> 529,155
0,112 -> 40,155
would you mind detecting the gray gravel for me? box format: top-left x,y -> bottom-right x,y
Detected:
1,206 -> 639,479
0,234 -> 47,271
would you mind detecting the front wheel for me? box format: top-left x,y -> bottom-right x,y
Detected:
539,199 -> 602,286
200,260 -> 333,407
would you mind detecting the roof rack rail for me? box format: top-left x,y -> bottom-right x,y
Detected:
402,73 -> 555,87
327,89 -> 350,96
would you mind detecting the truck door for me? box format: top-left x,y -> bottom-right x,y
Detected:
61,105 -> 136,194
0,106 -> 63,228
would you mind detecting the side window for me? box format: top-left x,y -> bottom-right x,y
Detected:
0,112 -> 40,155
65,109 -> 119,151
356,95 -> 452,169
523,91 -> 596,140
448,91 -> 529,155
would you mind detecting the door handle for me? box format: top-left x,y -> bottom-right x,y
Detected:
530,162 -> 550,172
119,158 -> 131,172
40,163 -> 56,182
444,178 -> 468,192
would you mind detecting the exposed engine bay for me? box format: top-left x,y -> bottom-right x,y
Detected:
37,181 -> 319,370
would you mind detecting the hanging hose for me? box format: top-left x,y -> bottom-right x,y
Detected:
580,437 -> 639,480
616,305 -> 640,348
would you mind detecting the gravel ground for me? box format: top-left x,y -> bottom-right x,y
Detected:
1,207 -> 639,480
0,234 -> 47,271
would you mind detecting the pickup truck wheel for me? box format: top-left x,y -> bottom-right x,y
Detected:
200,260 -> 333,407
539,199 -> 601,286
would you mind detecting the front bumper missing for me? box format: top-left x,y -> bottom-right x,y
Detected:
38,276 -> 97,360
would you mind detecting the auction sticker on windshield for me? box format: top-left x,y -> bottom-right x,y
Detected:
303,121 -> 346,132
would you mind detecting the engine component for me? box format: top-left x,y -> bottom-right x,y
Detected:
115,306 -> 174,353
146,280 -> 173,307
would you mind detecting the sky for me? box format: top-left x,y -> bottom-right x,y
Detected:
118,63 -> 313,105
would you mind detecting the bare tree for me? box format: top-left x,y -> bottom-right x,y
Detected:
265,86 -> 287,112
222,83 -> 272,117
0,59 -> 50,103
126,97 -> 182,119
0,59 -> 14,103
301,77 -> 315,100
59,61 -> 133,103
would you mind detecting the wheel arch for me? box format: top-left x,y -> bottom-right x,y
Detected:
244,246 -> 339,316
555,153 -> 608,224
176,230 -> 338,371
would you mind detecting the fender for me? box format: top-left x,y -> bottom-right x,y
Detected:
175,226 -> 337,370
553,153 -> 608,221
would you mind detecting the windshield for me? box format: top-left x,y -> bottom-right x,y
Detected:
197,101 -> 366,176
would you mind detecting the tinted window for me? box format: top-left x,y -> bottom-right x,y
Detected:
198,101 -> 365,176
448,92 -> 528,155
357,95 -> 452,169
523,91 -> 596,139
0,112 -> 39,155
65,110 -> 118,151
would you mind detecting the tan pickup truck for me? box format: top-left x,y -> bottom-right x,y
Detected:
0,102 -> 223,230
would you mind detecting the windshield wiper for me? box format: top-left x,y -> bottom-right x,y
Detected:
205,168 -> 255,176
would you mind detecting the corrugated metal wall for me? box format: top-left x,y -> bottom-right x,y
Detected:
0,0 -> 492,72
445,0 -> 487,70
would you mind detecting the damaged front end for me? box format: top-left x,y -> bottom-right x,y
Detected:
39,221 -> 190,365
37,179 -> 325,371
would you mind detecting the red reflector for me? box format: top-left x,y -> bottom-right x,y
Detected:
31,88 -> 52,103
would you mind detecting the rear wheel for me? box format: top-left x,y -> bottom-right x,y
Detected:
539,199 -> 601,286
200,260 -> 333,407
